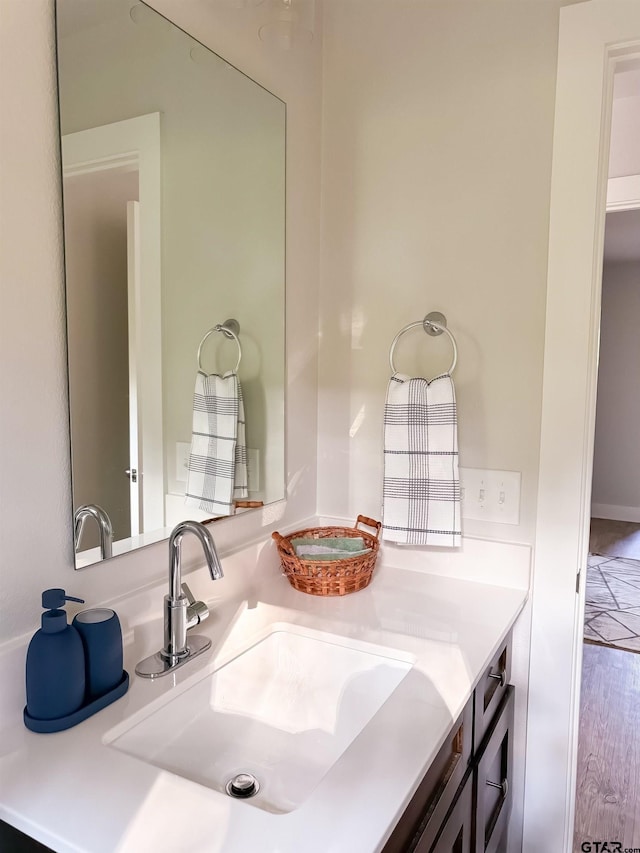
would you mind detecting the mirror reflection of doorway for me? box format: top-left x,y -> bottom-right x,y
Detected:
64,167 -> 138,546
62,113 -> 164,563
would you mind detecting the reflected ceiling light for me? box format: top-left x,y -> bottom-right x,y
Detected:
258,0 -> 314,50
130,4 -> 153,24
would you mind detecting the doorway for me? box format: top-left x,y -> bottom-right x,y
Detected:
574,202 -> 640,848
574,64 -> 640,850
63,165 -> 138,544
583,203 -> 640,653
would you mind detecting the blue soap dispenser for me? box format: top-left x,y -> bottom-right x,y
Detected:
25,589 -> 86,723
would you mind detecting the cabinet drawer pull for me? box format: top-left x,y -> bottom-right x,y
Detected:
486,778 -> 508,798
488,669 -> 506,687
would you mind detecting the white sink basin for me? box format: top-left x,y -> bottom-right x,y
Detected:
108,625 -> 413,813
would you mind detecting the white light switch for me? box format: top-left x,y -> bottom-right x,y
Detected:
459,468 -> 521,525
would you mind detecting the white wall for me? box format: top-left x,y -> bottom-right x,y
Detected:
0,0 -> 71,644
318,0 -> 562,546
591,259 -> 640,519
0,0 -> 322,644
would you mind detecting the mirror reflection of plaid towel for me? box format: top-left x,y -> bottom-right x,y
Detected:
185,371 -> 248,517
382,373 -> 461,547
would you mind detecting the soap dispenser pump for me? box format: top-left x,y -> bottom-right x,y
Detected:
25,589 -> 86,722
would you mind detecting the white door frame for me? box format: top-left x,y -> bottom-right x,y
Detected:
524,3 -> 640,851
127,199 -> 142,536
63,113 -> 164,540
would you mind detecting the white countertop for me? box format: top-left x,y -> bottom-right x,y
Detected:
0,543 -> 527,853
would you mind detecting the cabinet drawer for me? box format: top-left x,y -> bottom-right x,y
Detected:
383,697 -> 473,853
473,632 -> 511,751
473,686 -> 515,853
417,771 -> 473,853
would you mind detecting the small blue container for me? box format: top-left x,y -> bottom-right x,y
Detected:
25,589 -> 86,721
73,608 -> 123,700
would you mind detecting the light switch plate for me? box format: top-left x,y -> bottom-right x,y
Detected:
247,448 -> 259,492
176,442 -> 191,483
459,467 -> 521,525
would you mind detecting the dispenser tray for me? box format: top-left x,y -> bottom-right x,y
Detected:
24,671 -> 129,733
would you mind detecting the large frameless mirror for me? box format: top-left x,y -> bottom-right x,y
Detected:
56,0 -> 286,568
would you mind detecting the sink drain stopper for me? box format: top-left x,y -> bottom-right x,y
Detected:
226,773 -> 260,799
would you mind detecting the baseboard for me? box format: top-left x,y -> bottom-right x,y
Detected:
591,503 -> 640,523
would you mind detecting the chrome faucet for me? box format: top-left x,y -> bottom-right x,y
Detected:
74,504 -> 113,560
136,520 -> 224,679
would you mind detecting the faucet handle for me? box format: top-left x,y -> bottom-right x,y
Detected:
182,583 -> 209,627
181,582 -> 196,604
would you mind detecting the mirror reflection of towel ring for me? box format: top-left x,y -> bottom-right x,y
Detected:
388,312 -> 457,376
197,320 -> 242,373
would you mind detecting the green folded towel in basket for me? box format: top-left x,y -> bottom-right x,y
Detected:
291,536 -> 371,560
293,550 -> 372,562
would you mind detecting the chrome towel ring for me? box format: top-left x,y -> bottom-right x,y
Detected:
389,311 -> 458,376
197,319 -> 242,373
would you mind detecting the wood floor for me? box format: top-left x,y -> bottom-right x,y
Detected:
573,642 -> 640,850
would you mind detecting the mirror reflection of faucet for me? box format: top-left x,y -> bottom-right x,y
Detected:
136,520 -> 224,679
74,504 -> 113,561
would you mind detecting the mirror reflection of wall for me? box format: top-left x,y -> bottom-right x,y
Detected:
56,0 -> 286,568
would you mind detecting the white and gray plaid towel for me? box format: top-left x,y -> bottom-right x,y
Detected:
382,372 -> 461,547
185,371 -> 248,517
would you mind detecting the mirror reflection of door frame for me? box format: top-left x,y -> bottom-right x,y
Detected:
62,113 -> 164,551
127,199 -> 142,536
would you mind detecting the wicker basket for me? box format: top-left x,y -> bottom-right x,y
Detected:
272,515 -> 381,596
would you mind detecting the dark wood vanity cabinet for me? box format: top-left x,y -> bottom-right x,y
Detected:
418,774 -> 474,853
473,634 -> 511,750
383,699 -> 473,853
472,686 -> 514,853
383,632 -> 515,853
